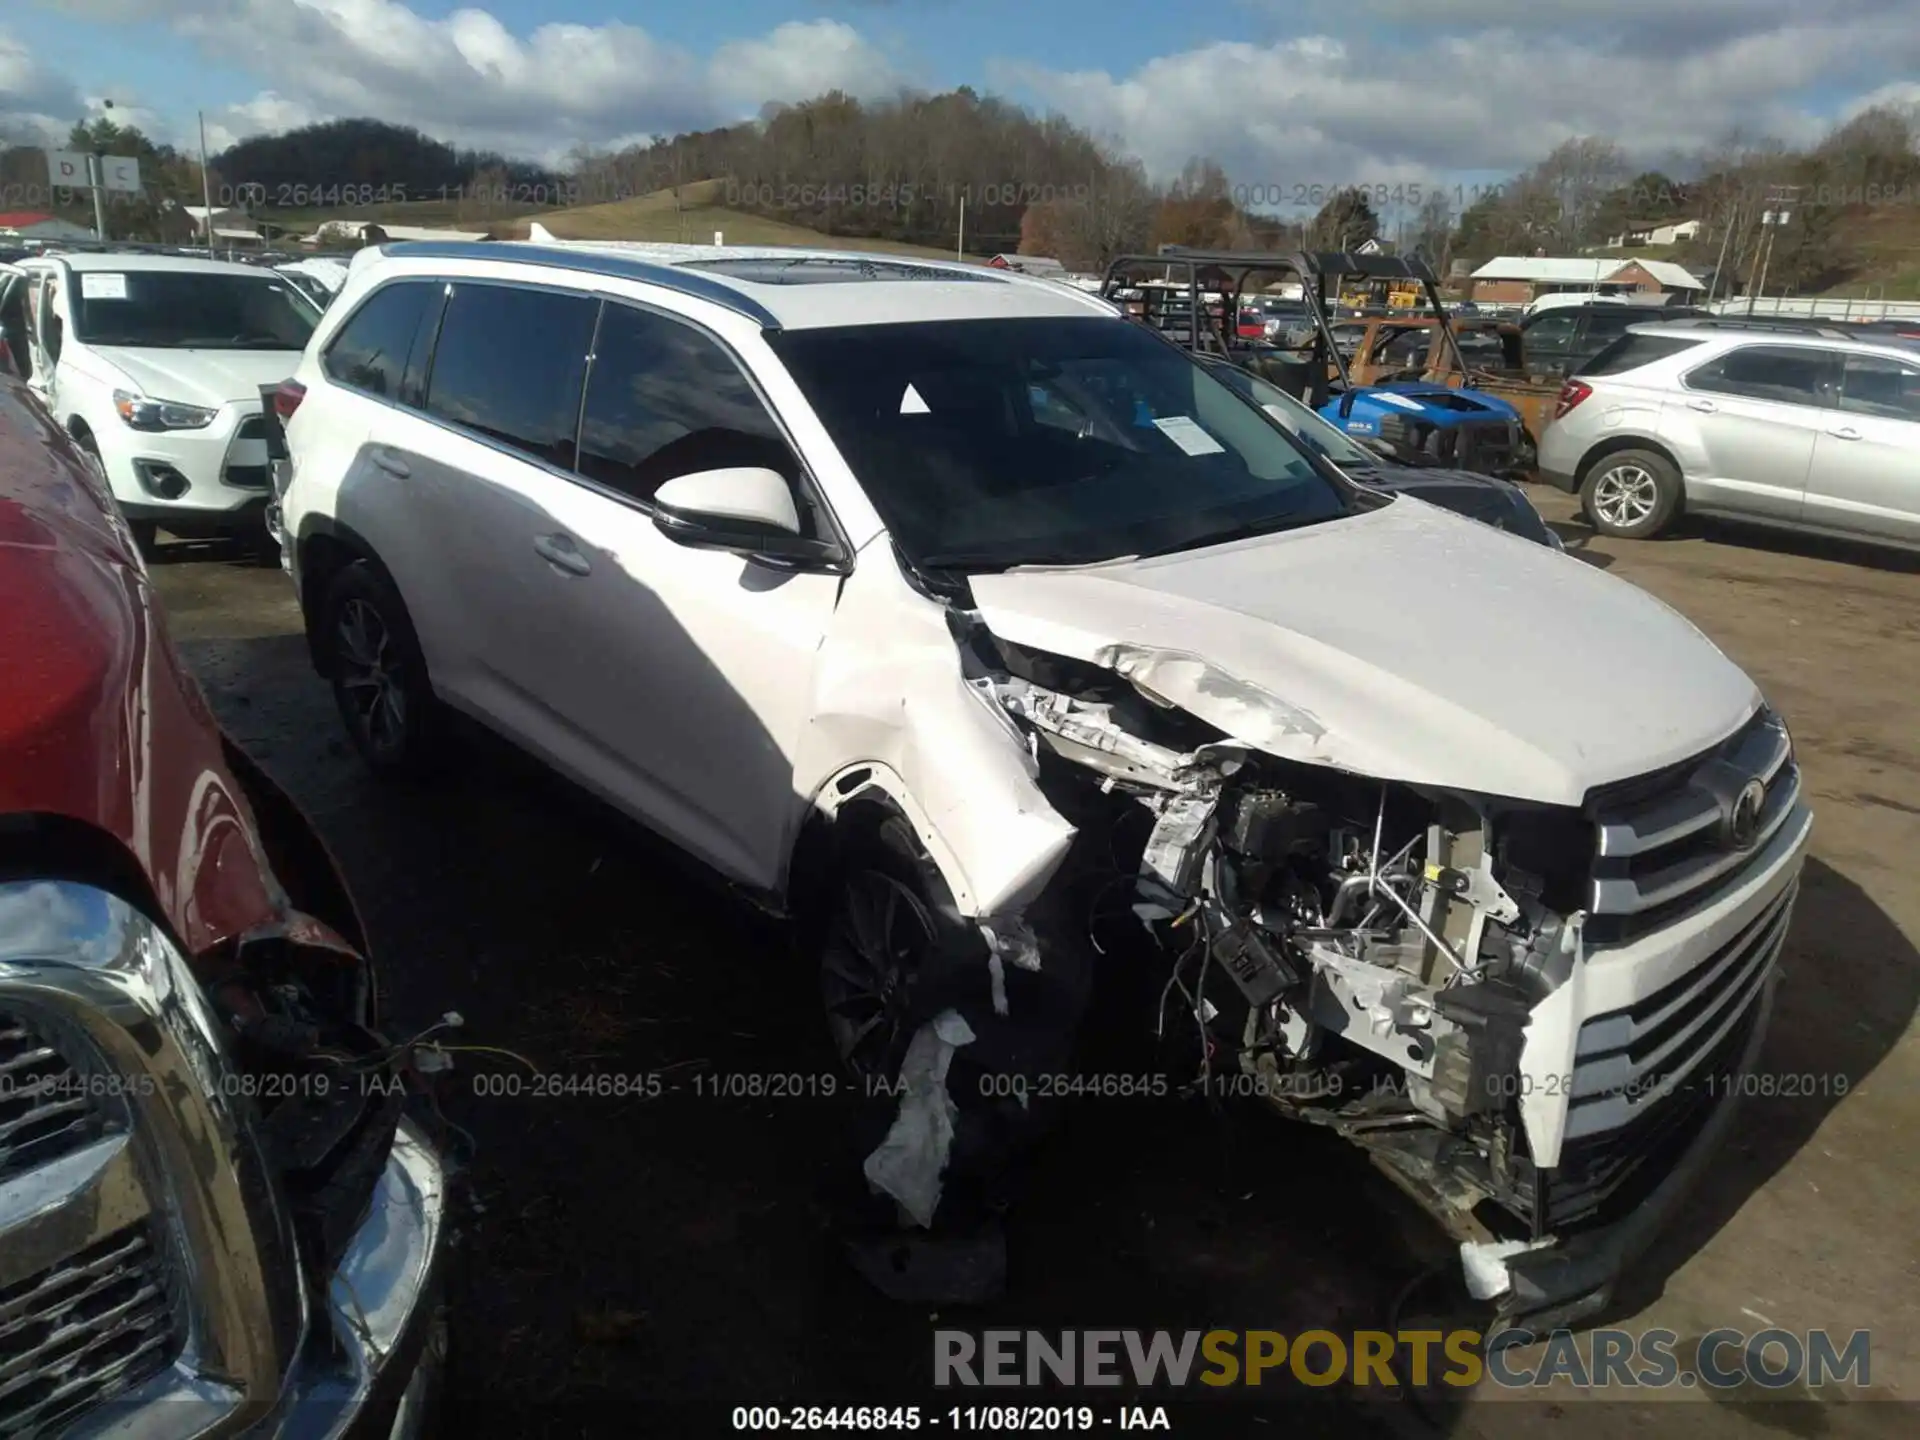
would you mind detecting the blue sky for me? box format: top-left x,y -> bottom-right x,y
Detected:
4,1 -> 1917,191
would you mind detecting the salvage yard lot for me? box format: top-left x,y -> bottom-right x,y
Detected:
149,494 -> 1919,1437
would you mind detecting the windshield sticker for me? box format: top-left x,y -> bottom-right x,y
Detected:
80,272 -> 128,300
899,382 -> 930,414
1151,415 -> 1226,456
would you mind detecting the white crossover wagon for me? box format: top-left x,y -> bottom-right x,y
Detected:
274,240 -> 1811,1325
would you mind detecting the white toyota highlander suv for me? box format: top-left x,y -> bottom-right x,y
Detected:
276,241 -> 1812,1326
0,250 -> 320,552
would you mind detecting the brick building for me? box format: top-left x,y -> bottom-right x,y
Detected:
1469,256 -> 1705,306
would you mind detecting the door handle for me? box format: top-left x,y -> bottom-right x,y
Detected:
1685,399 -> 1717,413
370,447 -> 409,478
1827,426 -> 1863,441
533,532 -> 591,576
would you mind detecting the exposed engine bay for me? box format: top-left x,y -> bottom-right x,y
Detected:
954,616 -> 1597,1246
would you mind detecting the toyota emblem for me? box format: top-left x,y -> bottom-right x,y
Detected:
1727,777 -> 1768,850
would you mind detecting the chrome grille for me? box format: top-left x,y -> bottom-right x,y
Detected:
1585,709 -> 1798,942
1521,991 -> 1763,1234
1564,879 -> 1793,1142
0,1224 -> 180,1434
0,1013 -> 102,1184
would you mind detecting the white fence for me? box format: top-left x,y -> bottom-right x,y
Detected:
1706,296 -> 1920,320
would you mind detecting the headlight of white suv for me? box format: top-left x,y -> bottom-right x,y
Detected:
114,389 -> 217,431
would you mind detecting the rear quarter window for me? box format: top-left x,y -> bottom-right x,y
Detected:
1577,333 -> 1707,377
322,280 -> 439,399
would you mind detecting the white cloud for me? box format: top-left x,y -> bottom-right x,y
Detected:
33,0 -> 908,161
200,92 -> 323,155
13,0 -> 1920,205
1002,5 -> 1920,205
0,25 -> 83,145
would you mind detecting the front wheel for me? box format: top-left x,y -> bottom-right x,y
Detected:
820,817 -> 959,1083
1580,448 -> 1682,539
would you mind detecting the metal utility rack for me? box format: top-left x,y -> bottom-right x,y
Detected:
1100,246 -> 1476,411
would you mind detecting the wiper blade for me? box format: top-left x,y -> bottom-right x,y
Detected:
1134,512 -> 1334,558
917,550 -> 1133,573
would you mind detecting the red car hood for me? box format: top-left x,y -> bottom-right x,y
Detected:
0,377 -> 344,959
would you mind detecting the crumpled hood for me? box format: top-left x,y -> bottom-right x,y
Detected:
969,498 -> 1760,806
93,346 -> 302,407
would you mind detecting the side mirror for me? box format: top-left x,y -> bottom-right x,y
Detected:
651,466 -> 842,566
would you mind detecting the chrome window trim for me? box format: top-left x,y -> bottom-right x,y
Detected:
379,241 -> 782,328
315,275 -> 856,572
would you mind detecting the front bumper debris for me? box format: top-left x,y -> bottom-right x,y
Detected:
280,1117 -> 450,1438
1479,971 -> 1777,1336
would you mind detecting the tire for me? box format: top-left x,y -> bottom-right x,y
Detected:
316,561 -> 440,779
1580,448 -> 1683,539
819,815 -> 977,1084
819,811 -> 1094,1234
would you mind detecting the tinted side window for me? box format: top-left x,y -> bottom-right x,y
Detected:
1583,310 -> 1640,336
576,303 -> 803,509
1524,314 -> 1578,352
1837,353 -> 1920,421
1686,345 -> 1834,406
424,284 -> 597,467
324,281 -> 436,397
1578,333 -> 1706,376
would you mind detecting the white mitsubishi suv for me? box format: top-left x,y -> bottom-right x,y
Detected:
277,240 -> 1812,1325
0,249 -> 320,552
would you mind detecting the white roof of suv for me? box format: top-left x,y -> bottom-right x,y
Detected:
22,250 -> 286,280
1623,320 -> 1920,364
353,240 -> 1116,330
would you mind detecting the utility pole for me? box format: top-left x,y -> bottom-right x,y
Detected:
956,192 -> 966,260
1745,185 -> 1796,316
199,110 -> 216,255
86,156 -> 107,239
1705,196 -> 1737,307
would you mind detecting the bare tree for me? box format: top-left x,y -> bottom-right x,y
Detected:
1408,188 -> 1456,271
1525,136 -> 1630,248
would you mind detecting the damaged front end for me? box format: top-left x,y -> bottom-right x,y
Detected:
945,609 -> 1808,1329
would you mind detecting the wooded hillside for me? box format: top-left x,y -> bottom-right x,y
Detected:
6,95 -> 1919,296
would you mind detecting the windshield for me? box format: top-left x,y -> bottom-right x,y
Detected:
69,269 -> 319,350
1203,362 -> 1382,468
768,317 -> 1354,570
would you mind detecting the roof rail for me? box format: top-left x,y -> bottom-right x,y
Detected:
1640,316 -> 1860,338
374,240 -> 782,327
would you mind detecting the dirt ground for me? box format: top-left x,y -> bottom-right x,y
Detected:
146,490 -> 1919,1439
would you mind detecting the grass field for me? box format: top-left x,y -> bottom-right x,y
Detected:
254,177 -> 964,257
499,179 -> 959,256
